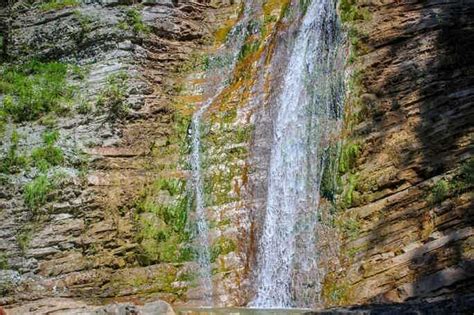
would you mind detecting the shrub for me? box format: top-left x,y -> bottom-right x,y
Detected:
0,61 -> 74,122
23,174 -> 54,210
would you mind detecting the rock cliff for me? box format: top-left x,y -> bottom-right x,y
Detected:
0,0 -> 472,312
323,0 -> 474,306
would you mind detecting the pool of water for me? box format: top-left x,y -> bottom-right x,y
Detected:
175,308 -> 315,315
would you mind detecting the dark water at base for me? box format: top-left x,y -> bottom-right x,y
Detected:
176,308 -> 313,315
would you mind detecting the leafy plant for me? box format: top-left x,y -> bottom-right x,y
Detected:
39,0 -> 79,11
16,229 -> 32,253
30,130 -> 64,171
0,61 -> 75,122
0,252 -> 8,270
23,174 -> 55,210
429,180 -> 449,205
210,237 -> 236,262
339,0 -> 370,23
96,72 -> 129,120
460,158 -> 474,186
0,130 -> 28,174
118,8 -> 150,34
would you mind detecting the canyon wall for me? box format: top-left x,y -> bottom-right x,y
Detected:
323,0 -> 474,305
0,0 -> 472,312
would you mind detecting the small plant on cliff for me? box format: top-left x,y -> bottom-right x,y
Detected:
30,130 -> 64,171
118,8 -> 150,35
97,72 -> 129,120
338,0 -> 370,23
0,252 -> 8,270
39,0 -> 79,11
23,174 -> 55,210
429,179 -> 449,205
0,61 -> 74,122
16,229 -> 32,253
460,158 -> 474,186
0,130 -> 28,174
210,237 -> 236,263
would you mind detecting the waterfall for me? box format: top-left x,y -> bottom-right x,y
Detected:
251,0 -> 344,308
189,2 -> 257,306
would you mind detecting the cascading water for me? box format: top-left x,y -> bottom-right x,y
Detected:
188,2 -> 257,306
251,0 -> 344,309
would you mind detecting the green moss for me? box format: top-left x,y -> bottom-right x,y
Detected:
210,237 -> 236,262
23,174 -> 55,210
119,8 -> 150,35
338,142 -> 360,174
135,178 -> 193,265
0,61 -> 75,122
96,72 -> 129,120
0,130 -> 28,174
39,0 -> 79,11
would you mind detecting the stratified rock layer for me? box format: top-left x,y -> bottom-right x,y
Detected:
326,0 -> 474,305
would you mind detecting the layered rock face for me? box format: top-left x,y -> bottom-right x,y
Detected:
0,0 -> 246,308
325,0 -> 474,305
0,0 -> 472,312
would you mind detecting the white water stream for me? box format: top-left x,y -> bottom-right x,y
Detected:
251,0 -> 343,308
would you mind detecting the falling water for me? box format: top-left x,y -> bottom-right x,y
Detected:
189,2 -> 257,306
251,0 -> 344,308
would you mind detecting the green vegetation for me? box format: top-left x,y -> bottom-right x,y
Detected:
460,158 -> 474,186
135,178 -> 193,265
73,11 -> 94,43
0,61 -> 75,122
16,229 -> 32,253
97,72 -> 129,120
31,130 -> 64,171
299,0 -> 311,14
238,39 -> 261,61
23,174 -> 55,210
338,0 -> 370,24
323,280 -> 349,305
118,8 -> 150,35
429,180 -> 449,205
0,131 -> 28,174
210,237 -> 236,262
0,252 -> 8,270
338,142 -> 360,174
339,216 -> 361,240
39,0 -> 79,11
